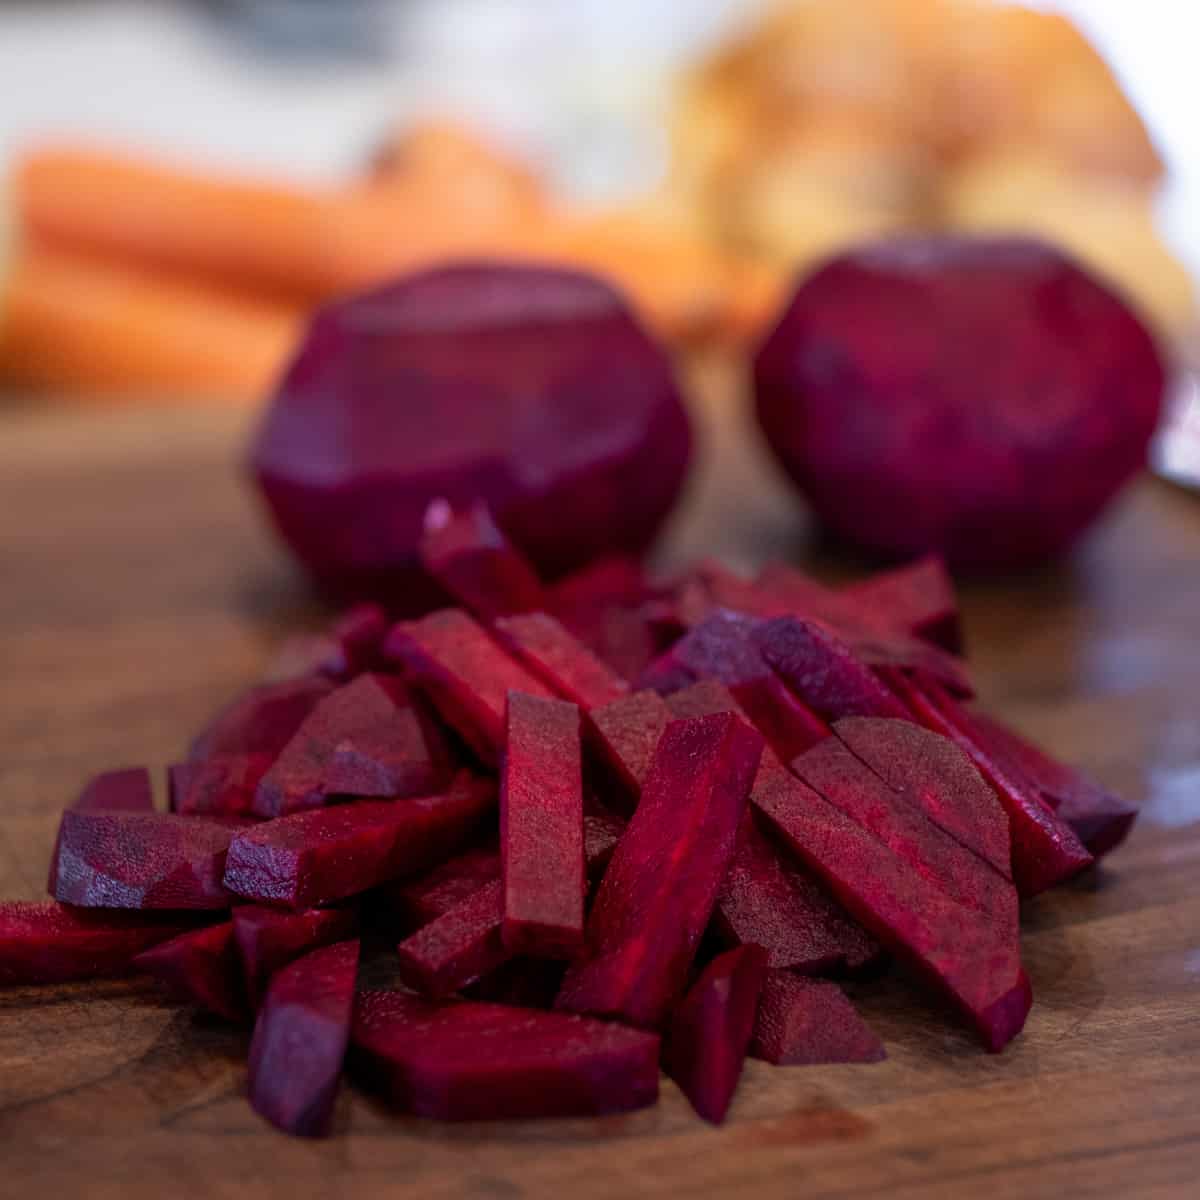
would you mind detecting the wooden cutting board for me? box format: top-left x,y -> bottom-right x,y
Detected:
2,361 -> 1199,1199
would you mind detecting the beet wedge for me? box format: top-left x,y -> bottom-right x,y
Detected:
170,753 -> 272,817
189,675 -> 334,763
494,612 -> 629,709
350,988 -> 660,1121
384,609 -> 554,763
586,690 -> 671,810
224,773 -> 494,909
501,693 -> 585,956
663,945 -> 768,1124
841,555 -> 962,654
233,904 -> 359,1009
49,810 -> 235,910
73,767 -> 154,812
750,972 -> 886,1065
248,938 -> 359,1138
133,920 -> 247,1021
557,712 -> 763,1028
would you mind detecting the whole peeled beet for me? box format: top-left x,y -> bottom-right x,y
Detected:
754,236 -> 1166,570
251,263 -> 692,605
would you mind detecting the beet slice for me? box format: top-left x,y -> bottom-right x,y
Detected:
223,773 -> 494,909
381,845 -> 501,930
494,612 -> 629,709
72,767 -> 154,812
586,690 -> 672,808
350,988 -> 660,1120
582,795 -> 627,880
232,904 -> 359,1009
419,500 -> 546,620
170,753 -> 272,817
253,673 -> 452,817
0,902 -> 200,985
501,693 -> 585,956
750,972 -> 886,1066
384,609 -> 554,764
132,920 -> 247,1021
189,675 -> 334,763
248,938 -> 359,1138
842,556 -> 962,654
49,810 -> 235,910
557,712 -> 763,1028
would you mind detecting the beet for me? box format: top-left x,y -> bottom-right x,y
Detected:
494,612 -> 629,709
250,263 -> 692,604
321,603 -> 391,677
465,957 -> 566,1009
248,938 -> 359,1137
73,766 -> 154,812
0,902 -> 199,985
253,673 -> 452,817
223,773 -> 494,908
754,236 -> 1166,570
189,676 -> 334,763
582,795 -> 627,880
233,904 -> 359,1008
381,845 -> 500,930
557,712 -> 763,1028
384,609 -> 554,764
350,988 -> 661,1120
501,693 -> 585,956
586,690 -> 671,808
750,972 -> 886,1066
170,753 -> 272,817
49,810 -> 235,910
842,556 -> 962,654
133,920 -> 247,1022
663,945 -> 768,1124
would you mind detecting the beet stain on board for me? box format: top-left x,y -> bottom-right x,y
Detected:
133,920 -> 247,1022
750,972 -> 886,1066
233,904 -> 359,1009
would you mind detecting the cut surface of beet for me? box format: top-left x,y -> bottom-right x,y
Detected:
586,690 -> 672,809
494,612 -> 629,709
248,938 -> 359,1138
73,767 -> 155,812
233,904 -> 359,1009
380,845 -> 501,931
842,556 -> 962,654
170,753 -> 272,817
189,676 -> 334,763
350,988 -> 661,1120
750,972 -> 886,1065
663,945 -> 768,1124
582,795 -> 627,880
133,920 -> 246,1022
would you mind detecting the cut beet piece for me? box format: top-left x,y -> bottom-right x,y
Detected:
842,556 -> 963,654
583,795 -> 627,880
248,938 -> 359,1138
752,768 -> 1030,1051
494,612 -> 629,709
419,500 -> 546,620
750,972 -> 886,1066
49,810 -> 235,910
170,753 -> 272,817
501,693 -> 585,956
224,772 -> 494,909
585,689 -> 671,810
0,902 -> 200,985
233,904 -> 359,1009
384,609 -> 554,764
380,845 -> 501,931
350,988 -> 660,1120
663,945 -> 768,1124
465,957 -> 566,1009
253,673 -> 452,818
557,712 -> 763,1028
324,603 -> 392,678
189,675 -> 335,763
72,767 -> 154,812
132,920 -> 246,1022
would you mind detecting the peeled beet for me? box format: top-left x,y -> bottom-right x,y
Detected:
350,988 -> 660,1121
248,938 -> 359,1138
663,945 -> 768,1124
250,263 -> 692,604
586,690 -> 671,809
494,612 -> 629,710
381,845 -> 500,930
170,754 -> 272,817
72,767 -> 154,812
189,676 -> 334,763
842,556 -> 963,654
233,904 -> 359,1008
750,972 -> 886,1066
754,236 -> 1166,570
133,920 -> 247,1022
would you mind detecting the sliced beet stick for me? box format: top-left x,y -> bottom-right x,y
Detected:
170,753 -> 272,817
494,612 -> 629,709
72,767 -> 154,812
189,675 -> 334,763
586,689 -> 671,810
133,920 -> 247,1022
750,972 -> 886,1065
841,555 -> 963,654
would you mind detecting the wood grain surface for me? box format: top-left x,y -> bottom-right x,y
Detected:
2,360 -> 1199,1199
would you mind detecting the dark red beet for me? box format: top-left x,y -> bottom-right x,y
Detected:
0,902 -> 199,985
350,988 -> 660,1120
494,612 -> 629,709
170,753 -> 272,817
233,904 -> 359,1008
384,609 -> 554,763
250,263 -> 692,604
582,795 -> 627,880
189,675 -> 334,762
842,556 -> 962,654
248,938 -> 359,1137
586,690 -> 671,808
663,945 -> 768,1124
501,693 -> 585,956
223,773 -> 494,909
73,767 -> 154,812
557,713 -> 763,1028
253,673 -> 451,817
133,920 -> 246,1021
465,957 -> 566,1008
323,603 -> 391,677
49,810 -> 235,910
380,845 -> 500,930
750,972 -> 886,1066
754,235 -> 1166,571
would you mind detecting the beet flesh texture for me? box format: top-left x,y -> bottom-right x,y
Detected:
223,773 -> 494,909
841,555 -> 963,654
754,235 -> 1166,571
494,612 -> 629,710
0,902 -> 201,985
663,945 -> 768,1124
750,972 -> 886,1066
501,693 -> 585,956
253,673 -> 452,817
233,904 -> 359,1009
586,690 -> 672,810
189,676 -> 335,763
384,608 -> 554,764
73,767 -> 154,812
557,712 -> 763,1029
49,811 -> 235,910
250,263 -> 692,605
170,754 -> 273,817
248,938 -> 359,1138
350,988 -> 660,1120
382,844 -> 501,931
133,920 -> 247,1021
